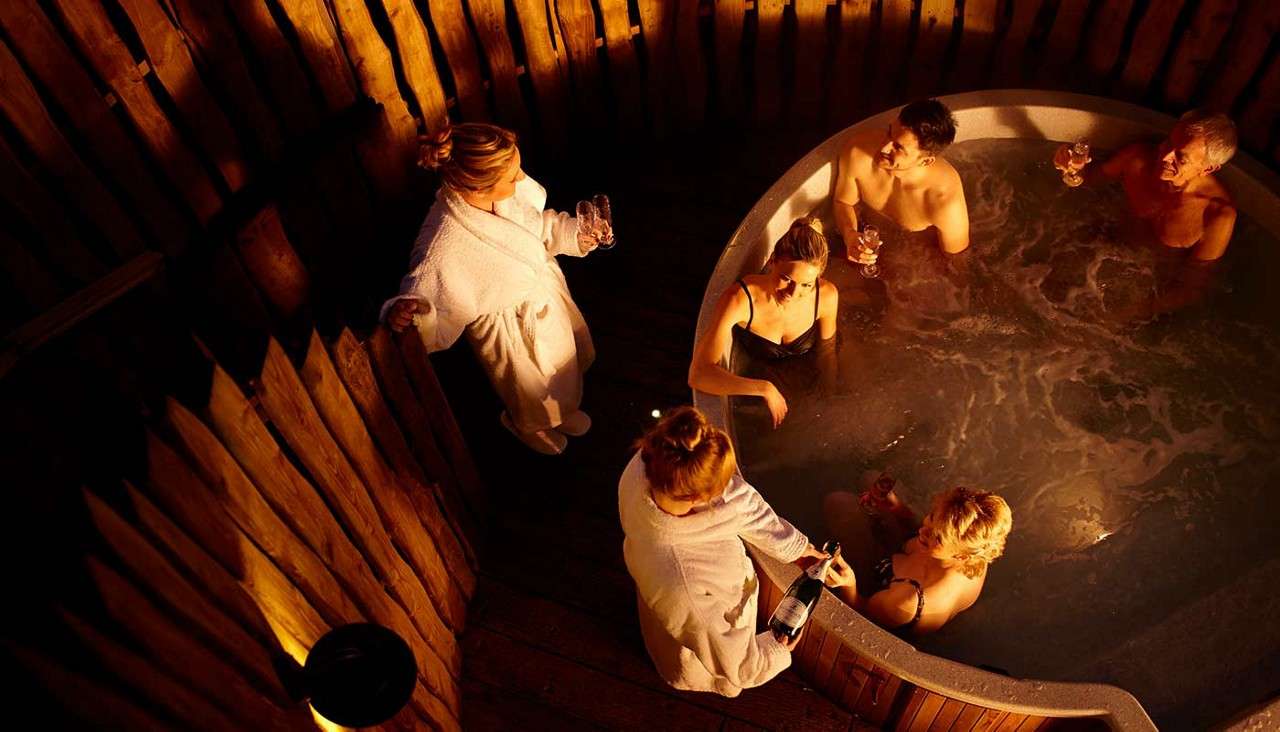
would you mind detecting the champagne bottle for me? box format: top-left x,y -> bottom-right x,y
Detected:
769,540 -> 840,641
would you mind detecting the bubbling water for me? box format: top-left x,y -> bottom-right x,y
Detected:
729,139 -> 1280,730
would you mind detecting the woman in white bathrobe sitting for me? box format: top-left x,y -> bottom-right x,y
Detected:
619,406 -> 828,697
384,123 -> 607,455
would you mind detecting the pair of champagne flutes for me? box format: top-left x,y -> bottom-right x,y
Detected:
1061,139 -> 1091,187
576,194 -> 615,249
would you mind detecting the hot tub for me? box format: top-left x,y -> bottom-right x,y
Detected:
693,91 -> 1280,731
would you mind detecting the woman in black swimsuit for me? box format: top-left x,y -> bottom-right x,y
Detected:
688,217 -> 839,427
822,482 -> 1012,636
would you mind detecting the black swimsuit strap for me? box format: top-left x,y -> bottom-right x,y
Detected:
813,280 -> 820,322
888,577 -> 925,625
737,279 -> 754,329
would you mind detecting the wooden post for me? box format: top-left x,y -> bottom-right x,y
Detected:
598,0 -> 644,133
755,0 -> 785,125
233,206 -> 311,322
467,0 -> 532,132
224,0 -> 322,134
255,338 -> 464,641
637,0 -> 678,136
990,0 -> 1043,88
0,133 -> 106,284
828,0 -> 874,125
1035,0 -> 1092,88
1203,1 -> 1280,113
714,1 -> 746,119
85,557 -> 301,731
511,0 -> 570,147
1239,51 -> 1280,151
112,0 -> 251,192
1083,0 -> 1137,85
1114,0 -> 1189,100
300,332 -> 472,623
1163,0 -> 1241,107
906,0 -> 954,100
794,0 -> 829,124
421,0 -> 490,121
374,0 -> 452,132
83,487 -> 289,701
869,0 -> 913,110
57,609 -> 246,731
674,0 -> 707,127
367,328 -> 484,551
555,0 -> 606,129
330,329 -> 478,571
46,0 -> 223,223
271,0 -> 359,112
948,0 -> 1000,93
0,0 -> 188,246
0,35 -> 146,259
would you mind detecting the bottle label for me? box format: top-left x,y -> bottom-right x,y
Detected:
773,597 -> 809,629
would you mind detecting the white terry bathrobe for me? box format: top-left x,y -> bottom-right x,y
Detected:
618,451 -> 811,697
382,176 -> 594,433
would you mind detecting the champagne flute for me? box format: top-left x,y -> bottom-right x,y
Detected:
858,225 -> 882,278
1061,139 -> 1090,187
592,193 -> 614,249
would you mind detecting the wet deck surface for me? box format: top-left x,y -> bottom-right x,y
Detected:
436,128 -> 880,730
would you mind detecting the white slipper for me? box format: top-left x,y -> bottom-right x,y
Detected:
500,412 -> 567,455
556,410 -> 592,437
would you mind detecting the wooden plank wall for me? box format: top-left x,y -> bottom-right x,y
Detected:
3,325 -> 485,730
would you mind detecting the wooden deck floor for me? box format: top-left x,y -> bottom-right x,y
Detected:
435,127 -> 882,730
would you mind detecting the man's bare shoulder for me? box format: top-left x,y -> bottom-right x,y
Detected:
1198,173 -> 1235,209
839,133 -> 880,168
924,157 -> 964,201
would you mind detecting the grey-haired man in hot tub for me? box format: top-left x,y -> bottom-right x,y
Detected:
834,98 -> 971,268
1054,108 -> 1238,262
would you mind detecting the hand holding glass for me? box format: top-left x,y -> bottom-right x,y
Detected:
576,194 -> 615,250
858,226 -> 882,278
1060,140 -> 1090,187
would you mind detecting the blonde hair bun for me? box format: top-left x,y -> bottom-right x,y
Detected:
793,216 -> 824,235
417,128 -> 454,171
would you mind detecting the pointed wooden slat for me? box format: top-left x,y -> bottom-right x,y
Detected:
394,328 -> 488,522
163,0 -> 283,160
224,0 -> 321,133
1163,0 -> 1240,107
556,0 -> 605,127
233,205 -> 311,321
1202,1 -> 1280,112
375,0 -> 450,132
330,329 -> 478,571
300,332 -> 472,620
255,337 -> 463,647
58,609 -> 246,731
637,0 -> 678,136
115,0 -> 250,192
598,0 -> 643,133
272,0 -> 359,112
949,0 -> 1000,92
674,0 -> 707,126
870,0 -> 914,109
86,557 -> 299,731
1035,0 -> 1091,87
6,643 -> 178,730
469,0 -> 532,132
1082,0 -> 1136,83
368,328 -> 484,550
423,0 -> 490,121
198,367 -> 462,717
0,0 -> 188,246
164,397 -> 453,728
47,0 -> 222,222
906,0 -> 954,99
0,36 -> 145,259
511,0 -> 570,145
754,0 -> 785,125
991,0 -> 1043,87
793,0 -> 829,123
1114,0 -> 1188,99
84,488 -> 287,701
714,1 -> 746,117
1239,50 -> 1280,150
0,132 -> 105,284
828,0 -> 874,124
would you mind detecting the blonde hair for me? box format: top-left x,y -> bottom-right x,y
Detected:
769,216 -> 829,272
635,406 -> 736,503
417,123 -> 518,192
918,487 -> 1012,579
1178,109 -> 1237,168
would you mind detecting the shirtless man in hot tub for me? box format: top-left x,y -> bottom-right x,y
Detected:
1054,109 -> 1238,262
834,98 -> 970,267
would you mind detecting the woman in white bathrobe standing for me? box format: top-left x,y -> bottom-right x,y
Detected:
619,406 -> 829,696
384,124 -> 607,455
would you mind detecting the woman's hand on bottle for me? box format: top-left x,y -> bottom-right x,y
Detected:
774,625 -> 804,650
825,553 -> 857,591
387,299 -> 422,333
793,543 -> 827,571
759,381 -> 788,427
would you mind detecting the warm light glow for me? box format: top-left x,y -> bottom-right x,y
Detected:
310,705 -> 349,731
651,409 -> 661,418
1094,530 -> 1114,544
